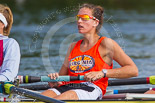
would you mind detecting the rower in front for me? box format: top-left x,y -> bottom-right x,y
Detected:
0,4 -> 20,81
41,3 -> 138,100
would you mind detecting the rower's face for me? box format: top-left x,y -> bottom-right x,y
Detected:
77,8 -> 97,34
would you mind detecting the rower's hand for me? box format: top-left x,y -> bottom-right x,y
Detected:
48,73 -> 62,87
84,71 -> 104,82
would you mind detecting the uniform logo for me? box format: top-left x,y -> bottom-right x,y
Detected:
69,55 -> 95,73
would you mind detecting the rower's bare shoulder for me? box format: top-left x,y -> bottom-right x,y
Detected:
70,42 -> 77,50
66,42 -> 77,54
100,37 -> 115,49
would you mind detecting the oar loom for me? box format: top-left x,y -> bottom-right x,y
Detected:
16,75 -> 155,85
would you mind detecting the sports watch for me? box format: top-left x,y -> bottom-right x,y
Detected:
102,69 -> 107,78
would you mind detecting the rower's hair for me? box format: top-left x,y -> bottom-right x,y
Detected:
79,3 -> 104,34
0,4 -> 13,36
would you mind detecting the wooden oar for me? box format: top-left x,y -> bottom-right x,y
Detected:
1,83 -> 64,103
16,75 -> 155,86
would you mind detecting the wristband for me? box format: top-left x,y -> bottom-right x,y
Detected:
102,69 -> 107,78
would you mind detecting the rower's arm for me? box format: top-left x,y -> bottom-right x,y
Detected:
106,38 -> 138,79
59,42 -> 76,75
0,39 -> 20,81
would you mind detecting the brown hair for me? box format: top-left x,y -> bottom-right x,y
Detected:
0,4 -> 13,36
79,3 -> 104,34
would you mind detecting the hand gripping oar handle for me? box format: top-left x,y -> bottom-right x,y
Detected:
17,75 -> 84,83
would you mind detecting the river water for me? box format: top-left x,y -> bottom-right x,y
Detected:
1,0 -> 155,90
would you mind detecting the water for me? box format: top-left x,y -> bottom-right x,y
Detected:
1,0 -> 155,90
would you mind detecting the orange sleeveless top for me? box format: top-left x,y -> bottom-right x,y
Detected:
62,37 -> 113,95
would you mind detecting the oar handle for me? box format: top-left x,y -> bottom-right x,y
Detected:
41,75 -> 84,82
17,75 -> 84,83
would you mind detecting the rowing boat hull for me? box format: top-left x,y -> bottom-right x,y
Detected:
2,100 -> 155,103
67,100 -> 155,103
68,101 -> 155,103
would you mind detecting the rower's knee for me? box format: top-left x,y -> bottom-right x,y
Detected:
54,90 -> 78,100
41,90 -> 58,98
144,90 -> 155,94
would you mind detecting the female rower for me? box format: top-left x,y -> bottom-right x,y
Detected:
42,3 -> 138,100
0,4 -> 20,81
